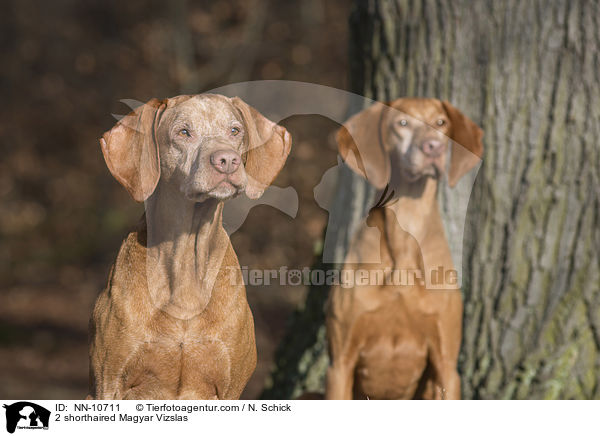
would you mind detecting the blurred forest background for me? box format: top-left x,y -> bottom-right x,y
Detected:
0,0 -> 350,399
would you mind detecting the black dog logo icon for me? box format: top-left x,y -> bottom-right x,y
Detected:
3,402 -> 50,434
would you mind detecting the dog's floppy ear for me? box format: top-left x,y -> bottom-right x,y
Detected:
100,98 -> 166,202
442,100 -> 484,187
231,97 -> 292,199
336,102 -> 390,189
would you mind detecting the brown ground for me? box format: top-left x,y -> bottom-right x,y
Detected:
0,0 -> 349,399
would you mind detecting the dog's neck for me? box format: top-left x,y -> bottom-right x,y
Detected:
143,180 -> 231,320
385,173 -> 440,241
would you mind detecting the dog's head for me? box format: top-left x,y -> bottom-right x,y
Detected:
336,98 -> 483,188
100,94 -> 291,202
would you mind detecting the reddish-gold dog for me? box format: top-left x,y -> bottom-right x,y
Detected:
326,98 -> 483,399
88,94 -> 291,399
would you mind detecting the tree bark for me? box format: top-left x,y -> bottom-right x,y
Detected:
262,0 -> 600,399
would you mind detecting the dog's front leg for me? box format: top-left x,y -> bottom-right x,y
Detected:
325,316 -> 360,400
326,361 -> 356,400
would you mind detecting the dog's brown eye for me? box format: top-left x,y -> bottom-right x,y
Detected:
179,128 -> 191,137
399,119 -> 408,127
230,126 -> 241,136
436,119 -> 445,126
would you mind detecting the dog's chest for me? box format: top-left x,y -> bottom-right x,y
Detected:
120,317 -> 236,398
351,298 -> 430,399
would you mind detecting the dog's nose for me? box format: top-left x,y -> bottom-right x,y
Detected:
420,139 -> 444,157
210,149 -> 241,174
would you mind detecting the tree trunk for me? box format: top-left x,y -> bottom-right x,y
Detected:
262,0 -> 600,399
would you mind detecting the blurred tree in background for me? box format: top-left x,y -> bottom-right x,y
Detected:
264,0 -> 600,399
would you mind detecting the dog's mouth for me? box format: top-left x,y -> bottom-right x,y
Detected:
213,178 -> 245,194
393,148 -> 445,182
402,163 -> 443,183
189,177 -> 246,202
